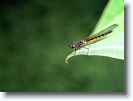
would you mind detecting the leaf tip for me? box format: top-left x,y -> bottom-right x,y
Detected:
65,59 -> 68,63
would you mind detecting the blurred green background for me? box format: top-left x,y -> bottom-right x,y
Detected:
0,0 -> 124,92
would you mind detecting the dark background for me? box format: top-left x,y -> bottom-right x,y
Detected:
0,0 -> 124,92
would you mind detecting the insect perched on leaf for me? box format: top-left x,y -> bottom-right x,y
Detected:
69,24 -> 118,55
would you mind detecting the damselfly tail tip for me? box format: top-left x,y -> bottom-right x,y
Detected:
114,23 -> 118,27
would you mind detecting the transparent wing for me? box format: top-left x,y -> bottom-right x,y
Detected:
84,24 -> 118,44
87,24 -> 118,39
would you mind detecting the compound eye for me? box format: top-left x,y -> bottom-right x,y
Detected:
69,42 -> 76,49
69,44 -> 72,48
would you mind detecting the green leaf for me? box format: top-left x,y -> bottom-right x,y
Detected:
66,0 -> 124,63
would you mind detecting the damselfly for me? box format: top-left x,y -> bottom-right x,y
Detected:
69,24 -> 118,54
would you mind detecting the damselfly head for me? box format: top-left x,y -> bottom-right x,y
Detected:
69,42 -> 76,49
